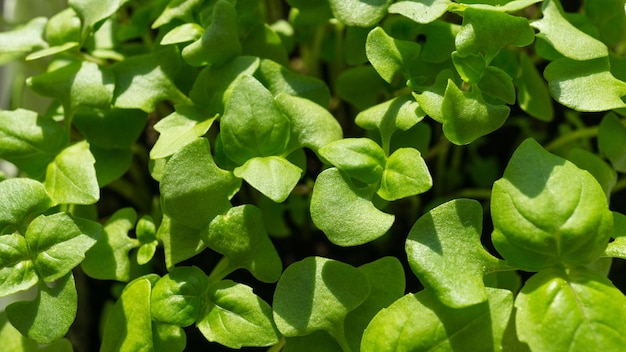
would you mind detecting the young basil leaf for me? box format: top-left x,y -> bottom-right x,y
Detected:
0,109 -> 68,178
44,141 -> 100,205
151,266 -> 208,327
220,75 -> 291,164
319,138 -> 387,185
366,26 -> 422,83
0,178 -> 52,235
0,233 -> 38,297
491,138 -> 614,271
136,215 -> 157,265
182,0 -> 241,67
452,51 -> 486,83
112,47 -> 190,113
197,280 -> 280,349
516,267 -> 626,351
81,208 -> 138,282
378,147 -> 432,201
406,199 -> 502,307
388,0 -> 451,24
256,59 -> 330,107
42,7 -> 81,45
515,52 -> 554,122
27,60 -> 114,115
160,137 -> 240,230
363,288 -> 513,351
598,112 -> 626,172
204,205 -> 282,283
310,168 -> 394,246
0,17 -> 47,64
234,156 -> 302,203
6,272 -> 77,344
26,212 -> 101,282
157,215 -> 206,269
273,257 -> 370,341
328,0 -> 392,27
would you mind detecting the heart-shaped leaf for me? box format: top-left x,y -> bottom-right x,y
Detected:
378,147 -> 432,201
151,266 -> 208,327
0,178 -> 52,235
44,141 -> 99,205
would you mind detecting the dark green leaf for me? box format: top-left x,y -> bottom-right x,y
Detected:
73,108 -> 147,149
515,52 -> 554,122
598,113 -> 626,172
242,24 -> 289,66
567,148 -> 617,199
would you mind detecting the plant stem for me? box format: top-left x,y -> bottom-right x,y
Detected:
207,257 -> 239,283
544,126 -> 599,151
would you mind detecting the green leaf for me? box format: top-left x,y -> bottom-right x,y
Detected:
515,52 -> 554,122
566,148 -> 617,200
152,322 -> 186,352
197,280 -> 280,349
328,0 -> 392,27
152,0 -> 204,28
181,0 -> 241,67
284,331 -> 342,352
319,138 -> 387,185
0,178 -> 52,234
0,17 -> 47,64
234,156 -> 302,203
26,212 -> 101,282
112,47 -> 190,112
101,276 -> 156,352
81,208 -> 137,281
0,233 -> 38,297
335,66 -> 388,110
311,168 -> 394,246
478,66 -> 516,105
73,108 -> 147,149
136,215 -> 157,265
90,146 -> 133,187
256,59 -> 330,107
220,75 -> 291,164
531,0 -> 608,60
516,267 -> 626,351
378,147 -> 432,201
457,0 -> 542,12
406,199 -> 501,307
204,205 -> 282,283
160,137 -> 240,229
27,60 -> 114,114
26,42 -> 80,61
242,23 -> 289,66
0,109 -> 68,178
543,57 -> 626,112
452,51 -> 486,83
275,93 -> 343,154
6,272 -> 77,344
441,80 -> 510,145
366,26 -> 422,83
69,0 -> 125,35
150,104 -> 216,159
157,215 -> 206,269
454,7 -> 534,63
598,113 -> 626,172
43,8 -> 81,46
388,0 -> 451,24
361,288 -> 513,352
491,138 -> 614,271
160,23 -> 203,45
605,212 -> 626,259
412,69 -> 456,123
273,257 -> 370,339
151,266 -> 208,327
44,141 -> 100,205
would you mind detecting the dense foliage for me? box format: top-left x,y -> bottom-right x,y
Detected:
1,0 -> 626,351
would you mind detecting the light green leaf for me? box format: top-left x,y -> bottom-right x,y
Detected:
43,7 -> 81,46
515,52 -> 554,122
160,138 -> 240,229
412,69 -> 456,123
204,205 -> 282,283
182,0 -> 241,67
366,26 -> 421,83
160,23 -> 203,45
6,272 -> 77,344
44,141 -> 99,205
311,168 -> 394,246
157,215 -> 206,270
567,148 -> 617,200
605,212 -> 626,259
328,0 -> 392,27
151,266 -> 208,327
543,57 -> 626,112
531,0 -> 608,60
275,93 -> 343,154
598,113 -> 626,172
256,59 -> 330,107
378,147 -> 432,201
0,109 -> 68,178
150,105 -> 216,159
26,42 -> 80,61
273,257 -> 370,338
112,47 -> 190,112
516,267 -> 626,351
452,51 -> 486,83
152,322 -> 186,352
152,0 -> 204,28
220,75 -> 291,164
69,0 -> 125,35
234,156 -> 302,203
406,199 -> 501,307
0,17 -> 47,64
388,0 -> 451,24
136,215 -> 157,265
0,233 -> 38,297
197,280 -> 280,349
26,212 -> 101,282
362,288 -> 513,352
81,208 -> 137,281
491,138 -> 614,271
73,108 -> 147,149
319,138 -> 387,185
0,178 -> 52,235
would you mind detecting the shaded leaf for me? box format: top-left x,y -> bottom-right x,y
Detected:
234,156 -> 302,203
515,52 -> 554,122
598,112 -> 626,172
